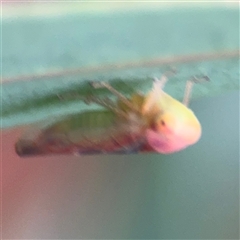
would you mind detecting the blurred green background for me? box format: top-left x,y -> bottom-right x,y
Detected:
1,2 -> 239,239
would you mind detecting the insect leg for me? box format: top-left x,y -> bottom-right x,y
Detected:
57,92 -> 129,118
84,95 -> 129,118
183,76 -> 209,106
142,68 -> 177,114
57,91 -> 115,110
90,81 -> 138,112
84,95 -> 114,108
153,67 -> 177,90
57,92 -> 85,101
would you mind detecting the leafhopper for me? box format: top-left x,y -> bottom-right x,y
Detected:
15,73 -> 208,157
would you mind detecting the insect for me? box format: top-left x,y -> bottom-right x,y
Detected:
15,72 -> 208,157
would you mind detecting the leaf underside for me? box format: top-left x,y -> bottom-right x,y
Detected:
1,7 -> 239,128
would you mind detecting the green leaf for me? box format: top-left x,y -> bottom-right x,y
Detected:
1,7 -> 239,128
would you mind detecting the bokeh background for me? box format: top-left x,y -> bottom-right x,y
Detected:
1,2 -> 239,239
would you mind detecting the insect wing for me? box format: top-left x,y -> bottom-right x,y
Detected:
15,110 -> 146,157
